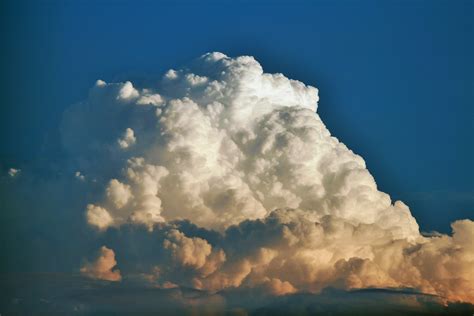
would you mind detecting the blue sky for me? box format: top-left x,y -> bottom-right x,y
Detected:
0,0 -> 472,233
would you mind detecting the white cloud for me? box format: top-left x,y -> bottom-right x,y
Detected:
86,204 -> 113,231
57,53 -> 474,303
117,128 -> 136,149
75,171 -> 85,181
63,53 -> 411,236
8,168 -> 20,177
106,179 -> 132,208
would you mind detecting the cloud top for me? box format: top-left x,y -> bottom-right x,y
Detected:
62,53 -> 418,238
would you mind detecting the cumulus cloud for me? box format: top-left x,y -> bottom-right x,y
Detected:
75,171 -> 85,181
80,246 -> 121,281
8,168 -> 20,177
62,52 -> 416,236
86,204 -> 114,231
53,53 -> 474,303
163,229 -> 226,278
117,128 -> 136,149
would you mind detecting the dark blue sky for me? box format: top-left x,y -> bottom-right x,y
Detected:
1,0 -> 472,233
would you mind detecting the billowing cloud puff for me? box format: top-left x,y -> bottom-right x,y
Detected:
8,168 -> 20,177
62,53 -> 417,237
75,171 -> 85,181
163,229 -> 226,278
60,53 -> 473,303
86,204 -> 113,231
117,128 -> 136,149
80,246 -> 121,281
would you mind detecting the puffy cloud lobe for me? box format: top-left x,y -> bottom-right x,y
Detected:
86,204 -> 113,231
163,229 -> 225,277
86,159 -> 169,230
61,53 -> 474,303
408,220 -> 474,302
106,179 -> 132,209
263,278 -> 298,296
80,246 -> 121,281
8,168 -> 20,177
117,128 -> 136,149
75,171 -> 85,181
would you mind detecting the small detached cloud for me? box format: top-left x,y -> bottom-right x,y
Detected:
80,246 -> 121,282
8,168 -> 20,178
117,128 -> 136,149
75,171 -> 85,181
